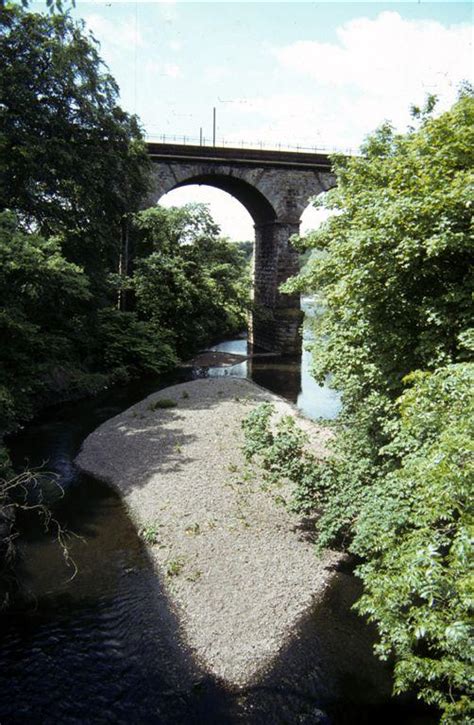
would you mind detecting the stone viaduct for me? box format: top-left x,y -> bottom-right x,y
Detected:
145,142 -> 336,354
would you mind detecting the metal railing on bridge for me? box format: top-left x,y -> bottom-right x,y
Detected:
145,132 -> 355,156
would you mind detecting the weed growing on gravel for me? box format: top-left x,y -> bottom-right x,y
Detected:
185,522 -> 201,536
241,467 -> 253,482
181,390 -> 189,399
148,399 -> 177,411
167,558 -> 185,577
140,523 -> 161,545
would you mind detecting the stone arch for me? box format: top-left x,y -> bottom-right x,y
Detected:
146,164 -> 279,227
144,152 -> 336,353
172,173 -> 278,227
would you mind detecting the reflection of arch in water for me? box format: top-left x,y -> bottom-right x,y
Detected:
145,147 -> 335,354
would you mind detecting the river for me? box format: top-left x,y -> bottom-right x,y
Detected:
0,303 -> 436,724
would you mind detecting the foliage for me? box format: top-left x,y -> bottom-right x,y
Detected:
139,523 -> 161,545
0,5 -> 251,601
282,92 -> 473,537
91,309 -> 176,378
0,5 -> 155,453
131,204 -> 251,357
241,402 -> 321,512
354,364 -> 473,722
166,557 -> 185,577
234,240 -> 254,264
244,93 -> 474,719
0,211 -> 91,423
148,398 -> 178,410
0,5 -> 250,450
0,4 -> 149,288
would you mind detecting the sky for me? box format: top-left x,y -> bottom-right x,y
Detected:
33,1 -> 474,239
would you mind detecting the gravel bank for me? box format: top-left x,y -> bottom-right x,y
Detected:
75,377 -> 341,686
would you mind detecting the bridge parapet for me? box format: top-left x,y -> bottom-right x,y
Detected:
146,142 -> 335,171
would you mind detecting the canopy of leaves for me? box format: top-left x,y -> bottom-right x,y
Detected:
131,203 -> 251,357
0,4 -> 150,287
278,93 -> 473,719
0,4 -> 251,606
354,364 -> 473,721
0,7 -> 251,464
0,6 -> 157,464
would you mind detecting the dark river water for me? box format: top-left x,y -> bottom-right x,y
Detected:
0,303 -> 437,724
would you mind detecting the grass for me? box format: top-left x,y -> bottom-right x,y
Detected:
140,523 -> 161,545
166,558 -> 185,577
148,398 -> 177,411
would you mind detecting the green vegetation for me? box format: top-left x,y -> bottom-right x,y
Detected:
2,4 -> 471,715
244,92 -> 474,721
0,5 -> 250,593
166,557 -> 185,577
131,204 -> 250,358
139,523 -> 161,545
0,5 -> 250,470
242,403 -> 320,514
234,240 -> 254,264
0,4 -> 150,476
148,399 -> 178,411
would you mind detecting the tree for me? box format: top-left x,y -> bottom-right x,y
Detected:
0,4 -> 149,290
131,204 -> 251,357
0,5 -> 155,461
0,4 -> 170,597
277,92 -> 474,720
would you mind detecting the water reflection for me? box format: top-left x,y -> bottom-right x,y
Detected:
207,299 -> 341,420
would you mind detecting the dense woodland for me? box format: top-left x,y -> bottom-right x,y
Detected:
1,3 -> 473,722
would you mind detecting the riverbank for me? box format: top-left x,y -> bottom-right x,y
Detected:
76,377 -> 341,686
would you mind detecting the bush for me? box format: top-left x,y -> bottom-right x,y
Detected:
242,367 -> 474,720
353,364 -> 473,721
244,92 -> 474,720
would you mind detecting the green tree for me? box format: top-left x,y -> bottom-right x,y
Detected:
285,92 -> 473,535
0,5 -> 157,463
131,204 -> 251,357
278,92 -> 474,719
354,364 -> 473,721
0,4 -> 149,291
0,212 -> 91,434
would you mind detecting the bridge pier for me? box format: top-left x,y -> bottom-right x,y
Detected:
250,220 -> 303,355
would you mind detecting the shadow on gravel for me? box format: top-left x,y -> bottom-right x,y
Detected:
75,379 -> 272,494
2,374 -> 437,724
0,472 -> 438,724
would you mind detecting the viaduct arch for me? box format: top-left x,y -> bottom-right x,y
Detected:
145,143 -> 336,354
